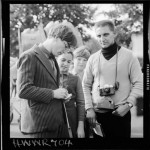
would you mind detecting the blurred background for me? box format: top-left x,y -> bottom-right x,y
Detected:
10,3 -> 143,138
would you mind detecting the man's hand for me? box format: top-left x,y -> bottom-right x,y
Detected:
53,88 -> 68,99
112,103 -> 131,117
86,108 -> 96,128
77,121 -> 85,138
64,93 -> 72,103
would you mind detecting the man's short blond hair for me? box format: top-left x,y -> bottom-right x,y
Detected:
95,20 -> 115,32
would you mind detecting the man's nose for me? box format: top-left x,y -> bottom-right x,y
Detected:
100,36 -> 105,42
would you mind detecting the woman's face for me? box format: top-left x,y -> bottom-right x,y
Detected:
73,57 -> 88,71
57,53 -> 73,73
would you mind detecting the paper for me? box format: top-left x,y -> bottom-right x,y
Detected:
65,93 -> 72,99
93,123 -> 104,137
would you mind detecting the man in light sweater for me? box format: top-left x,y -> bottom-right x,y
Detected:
82,20 -> 143,138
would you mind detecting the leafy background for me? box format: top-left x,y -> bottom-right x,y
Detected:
10,4 -> 143,59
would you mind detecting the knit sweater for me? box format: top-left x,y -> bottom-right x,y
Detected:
82,47 -> 143,110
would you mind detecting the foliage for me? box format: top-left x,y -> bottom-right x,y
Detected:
10,4 -> 143,57
84,36 -> 101,54
10,4 -> 96,57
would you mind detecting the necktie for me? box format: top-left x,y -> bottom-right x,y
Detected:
49,54 -> 57,78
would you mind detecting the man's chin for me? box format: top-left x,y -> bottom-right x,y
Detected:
102,45 -> 109,48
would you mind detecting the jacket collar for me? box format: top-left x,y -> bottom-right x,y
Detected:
33,44 -> 60,87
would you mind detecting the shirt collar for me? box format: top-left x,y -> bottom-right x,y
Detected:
39,43 -> 55,59
60,72 -> 69,76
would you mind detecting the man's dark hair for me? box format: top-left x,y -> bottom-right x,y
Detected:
48,24 -> 77,48
95,20 -> 115,32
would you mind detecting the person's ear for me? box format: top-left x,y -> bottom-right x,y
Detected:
114,31 -> 118,42
113,30 -> 117,38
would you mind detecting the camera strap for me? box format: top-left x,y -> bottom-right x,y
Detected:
98,46 -> 119,89
115,47 -> 118,85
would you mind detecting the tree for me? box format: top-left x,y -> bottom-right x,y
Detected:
10,4 -> 96,57
84,37 -> 101,54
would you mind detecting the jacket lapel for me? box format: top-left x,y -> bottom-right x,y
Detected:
33,45 -> 58,86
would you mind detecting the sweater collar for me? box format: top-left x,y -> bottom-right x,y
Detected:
101,42 -> 120,60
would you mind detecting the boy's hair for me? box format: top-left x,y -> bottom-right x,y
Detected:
48,24 -> 77,49
73,46 -> 90,60
67,51 -> 74,59
95,20 -> 115,32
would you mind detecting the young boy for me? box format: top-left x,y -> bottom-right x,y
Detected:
57,52 -> 85,138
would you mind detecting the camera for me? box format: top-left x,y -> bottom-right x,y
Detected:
99,82 -> 119,96
100,85 -> 115,96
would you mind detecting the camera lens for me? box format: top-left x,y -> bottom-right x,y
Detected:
104,88 -> 110,93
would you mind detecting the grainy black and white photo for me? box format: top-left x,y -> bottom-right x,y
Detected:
6,2 -> 148,148
9,3 -> 144,139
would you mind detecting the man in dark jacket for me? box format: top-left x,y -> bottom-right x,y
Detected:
16,23 -> 78,138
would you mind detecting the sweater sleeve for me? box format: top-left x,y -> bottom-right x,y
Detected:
17,52 -> 54,103
82,56 -> 94,110
76,76 -> 85,121
127,54 -> 143,106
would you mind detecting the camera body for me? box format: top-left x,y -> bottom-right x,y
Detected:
100,86 -> 115,96
99,82 -> 119,96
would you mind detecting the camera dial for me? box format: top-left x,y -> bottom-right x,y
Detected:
104,88 -> 110,93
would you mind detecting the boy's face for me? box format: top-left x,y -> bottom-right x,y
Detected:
57,53 -> 73,73
96,25 -> 115,48
74,57 -> 87,71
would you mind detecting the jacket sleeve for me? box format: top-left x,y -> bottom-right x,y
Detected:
16,52 -> 54,103
76,76 -> 85,121
82,56 -> 94,110
127,54 -> 143,106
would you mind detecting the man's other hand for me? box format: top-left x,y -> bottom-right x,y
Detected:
86,108 -> 96,128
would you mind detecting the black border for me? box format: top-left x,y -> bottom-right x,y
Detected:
2,0 -> 150,149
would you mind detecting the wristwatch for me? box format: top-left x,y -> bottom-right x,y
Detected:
126,102 -> 133,108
